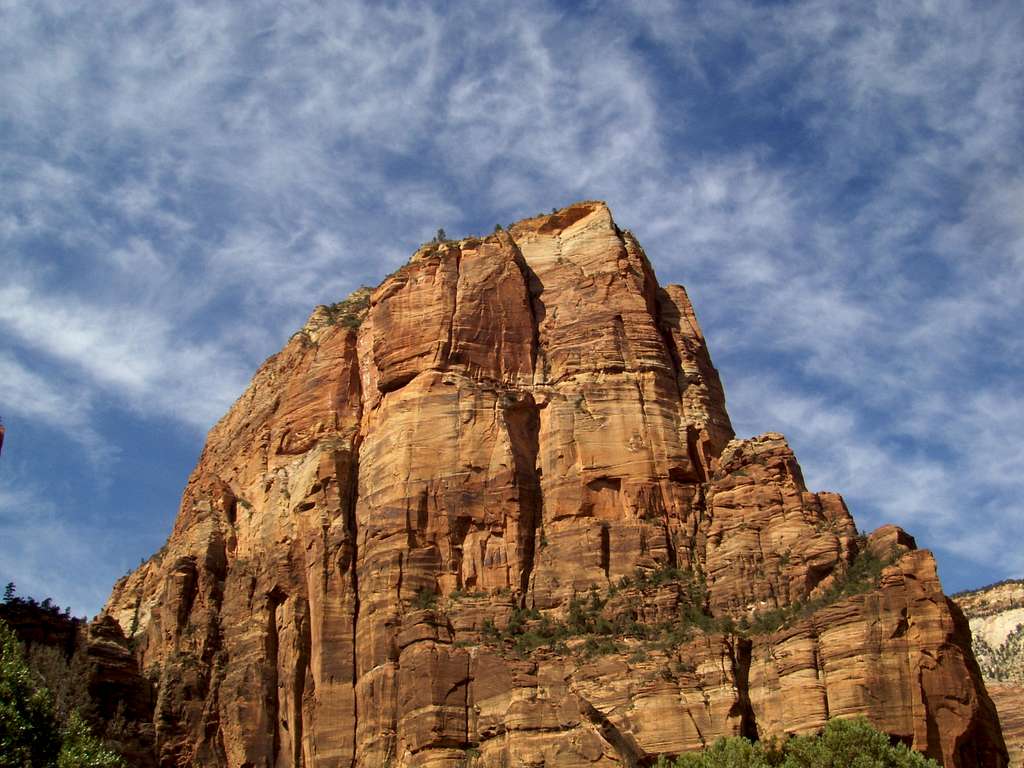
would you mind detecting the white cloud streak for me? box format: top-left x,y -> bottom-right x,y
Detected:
0,0 -> 1021,613
0,351 -> 111,461
0,279 -> 247,430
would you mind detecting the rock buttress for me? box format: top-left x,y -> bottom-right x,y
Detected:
102,201 -> 1006,767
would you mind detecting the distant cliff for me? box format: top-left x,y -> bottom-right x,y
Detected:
955,580 -> 1024,767
102,202 -> 1005,767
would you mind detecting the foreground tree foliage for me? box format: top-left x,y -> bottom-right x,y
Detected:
0,618 -> 58,767
57,712 -> 124,768
0,619 -> 122,768
655,717 -> 940,768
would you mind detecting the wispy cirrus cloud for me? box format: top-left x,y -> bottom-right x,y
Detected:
609,0 -> 1024,583
0,278 -> 248,430
0,350 -> 110,461
0,0 -> 1021,613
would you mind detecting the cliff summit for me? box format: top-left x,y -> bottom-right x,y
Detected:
103,201 -> 1006,767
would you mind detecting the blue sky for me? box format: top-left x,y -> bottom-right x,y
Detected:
2,1 -> 1022,618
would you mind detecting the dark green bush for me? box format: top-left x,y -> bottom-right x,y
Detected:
412,587 -> 437,610
57,711 -> 123,768
1,619 -> 123,768
654,717 -> 939,767
1,619 -> 59,767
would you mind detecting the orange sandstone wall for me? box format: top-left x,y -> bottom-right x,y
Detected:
103,202 -> 1006,767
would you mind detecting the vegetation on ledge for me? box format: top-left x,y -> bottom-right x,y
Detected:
321,287 -> 371,329
471,543 -> 892,660
746,539 -> 890,634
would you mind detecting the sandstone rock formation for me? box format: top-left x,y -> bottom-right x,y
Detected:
955,580 -> 1024,685
955,580 -> 1024,766
102,202 -> 1006,767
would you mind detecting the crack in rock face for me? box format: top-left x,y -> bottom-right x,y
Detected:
100,202 -> 1007,767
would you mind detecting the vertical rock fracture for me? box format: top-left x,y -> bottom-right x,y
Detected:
103,202 -> 1007,767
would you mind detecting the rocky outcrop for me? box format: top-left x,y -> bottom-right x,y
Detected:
1,598 -> 156,765
955,581 -> 1024,766
102,201 -> 1006,767
82,616 -> 158,766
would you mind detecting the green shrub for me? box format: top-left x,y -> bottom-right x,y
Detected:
657,735 -> 774,767
412,587 -> 437,610
480,618 -> 500,641
476,563 -> 718,657
781,717 -> 938,767
322,289 -> 371,329
0,619 -> 60,767
744,541 -> 894,635
26,645 -> 93,726
654,718 -> 939,767
57,711 -> 123,768
473,545 -> 892,661
2,617 -> 127,767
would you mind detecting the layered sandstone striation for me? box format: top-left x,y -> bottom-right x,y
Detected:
103,202 -> 1006,767
985,685 -> 1024,768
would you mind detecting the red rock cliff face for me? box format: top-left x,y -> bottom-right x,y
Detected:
103,202 -> 1006,767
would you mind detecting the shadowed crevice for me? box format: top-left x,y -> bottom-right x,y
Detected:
503,393 -> 542,602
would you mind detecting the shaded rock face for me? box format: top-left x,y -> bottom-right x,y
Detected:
103,202 -> 1006,767
955,581 -> 1024,766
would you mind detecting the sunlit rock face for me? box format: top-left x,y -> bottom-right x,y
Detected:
103,202 -> 1006,767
